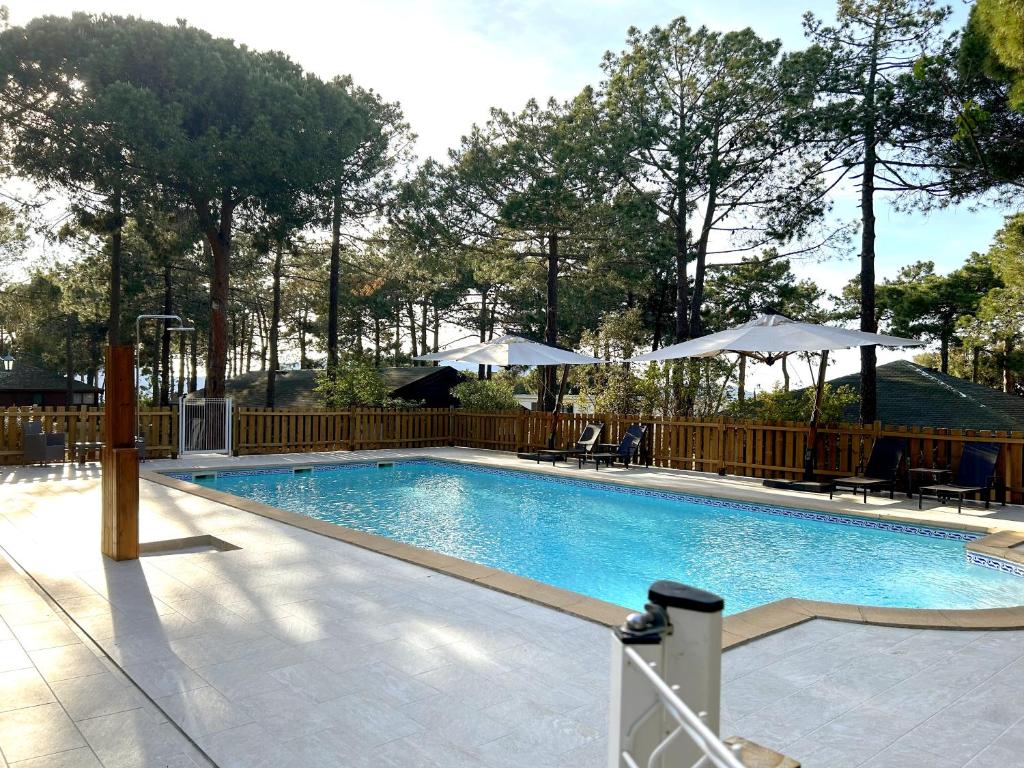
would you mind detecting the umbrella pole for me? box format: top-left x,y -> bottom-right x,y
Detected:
548,364 -> 570,449
803,350 -> 830,481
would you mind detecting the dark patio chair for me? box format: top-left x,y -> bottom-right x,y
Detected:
830,437 -> 906,503
579,424 -> 647,470
918,442 -> 1004,513
22,421 -> 66,466
530,422 -> 604,465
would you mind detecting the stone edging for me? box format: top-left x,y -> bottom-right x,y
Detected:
142,462 -> 1024,649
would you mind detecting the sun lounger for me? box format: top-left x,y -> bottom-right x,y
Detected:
830,436 -> 906,502
579,424 -> 647,470
532,422 -> 604,465
918,442 -> 1003,513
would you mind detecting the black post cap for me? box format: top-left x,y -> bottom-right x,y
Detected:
648,581 -> 724,614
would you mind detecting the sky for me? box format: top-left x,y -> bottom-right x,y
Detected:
6,0 -> 1014,393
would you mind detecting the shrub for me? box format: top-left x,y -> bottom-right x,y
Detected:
452,376 -> 520,411
724,383 -> 858,423
314,357 -> 420,409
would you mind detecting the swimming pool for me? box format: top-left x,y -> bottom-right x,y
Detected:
180,460 -> 1024,615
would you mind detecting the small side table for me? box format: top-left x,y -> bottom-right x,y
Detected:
907,467 -> 951,499
72,441 -> 105,467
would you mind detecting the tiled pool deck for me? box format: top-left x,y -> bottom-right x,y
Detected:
2,448 -> 1024,766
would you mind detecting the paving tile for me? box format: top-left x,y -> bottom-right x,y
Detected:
963,718 -> 1024,767
400,694 -> 513,748
315,693 -> 423,747
8,747 -> 104,768
340,660 -> 441,707
28,646 -> 106,684
154,686 -> 253,738
76,708 -> 191,768
119,658 -> 206,700
195,722 -> 293,768
0,703 -> 86,762
890,711 -> 1012,766
234,687 -> 334,740
0,641 -> 33,675
10,621 -> 80,653
0,667 -> 55,711
49,673 -> 144,722
265,660 -> 354,703
0,600 -> 58,627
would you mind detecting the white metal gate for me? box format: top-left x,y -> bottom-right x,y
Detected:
179,397 -> 232,456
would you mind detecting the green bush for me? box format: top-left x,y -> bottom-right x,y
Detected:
452,376 -> 520,411
314,358 -> 420,409
724,383 -> 858,423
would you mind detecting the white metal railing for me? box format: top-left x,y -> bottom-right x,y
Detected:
609,581 -> 744,768
179,397 -> 232,455
620,646 -> 744,768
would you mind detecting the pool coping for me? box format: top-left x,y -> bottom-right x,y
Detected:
142,454 -> 1024,648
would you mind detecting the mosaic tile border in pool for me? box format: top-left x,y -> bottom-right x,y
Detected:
967,551 -> 1024,578
164,458 -> 982,544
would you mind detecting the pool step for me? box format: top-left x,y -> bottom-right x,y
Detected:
726,737 -> 800,768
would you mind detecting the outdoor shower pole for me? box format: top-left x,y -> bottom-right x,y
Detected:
134,314 -> 194,446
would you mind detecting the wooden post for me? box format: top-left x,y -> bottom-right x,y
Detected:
803,349 -> 830,481
101,345 -> 139,561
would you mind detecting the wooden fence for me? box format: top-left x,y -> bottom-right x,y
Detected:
0,406 -> 178,464
5,405 -> 1024,503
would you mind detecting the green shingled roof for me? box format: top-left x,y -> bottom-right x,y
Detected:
825,360 -> 1024,431
0,361 -> 100,393
212,367 -> 457,408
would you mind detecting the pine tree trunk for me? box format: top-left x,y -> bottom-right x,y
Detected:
478,286 -> 489,380
859,24 -> 881,424
420,304 -> 428,356
159,258 -> 173,407
940,332 -> 950,374
327,186 -> 342,367
542,232 -> 559,410
65,317 -> 74,406
203,197 -> 233,399
267,240 -> 283,408
407,301 -> 418,359
972,347 -> 980,383
1004,338 -> 1015,394
737,354 -> 746,403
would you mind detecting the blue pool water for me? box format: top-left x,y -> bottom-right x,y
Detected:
188,460 -> 1024,614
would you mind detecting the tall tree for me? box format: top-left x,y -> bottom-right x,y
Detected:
449,91 -> 611,406
793,0 -> 951,422
876,254 -> 1000,373
602,18 -> 829,343
316,79 -> 410,367
0,15 -> 365,395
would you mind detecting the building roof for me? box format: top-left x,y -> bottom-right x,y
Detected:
212,367 -> 458,409
0,361 -> 100,393
825,360 -> 1024,431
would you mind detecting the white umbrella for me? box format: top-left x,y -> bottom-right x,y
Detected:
415,334 -> 604,448
629,314 -> 922,362
415,334 -> 602,366
627,314 -> 923,480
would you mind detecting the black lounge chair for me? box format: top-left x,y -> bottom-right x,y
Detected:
919,442 -> 1003,513
830,437 -> 906,502
579,424 -> 647,470
22,421 -> 66,466
531,422 -> 604,465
